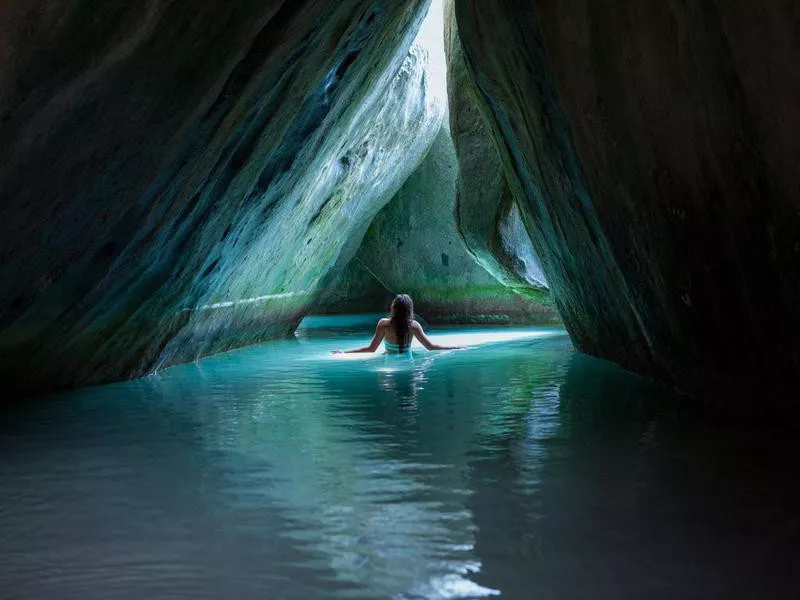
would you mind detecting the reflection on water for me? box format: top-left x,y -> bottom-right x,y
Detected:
1,317 -> 798,599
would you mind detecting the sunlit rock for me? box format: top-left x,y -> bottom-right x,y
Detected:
322,124 -> 559,324
316,0 -> 556,325
444,0 -> 548,295
0,0 -> 437,393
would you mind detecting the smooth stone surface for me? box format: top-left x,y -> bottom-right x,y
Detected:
0,0 -> 439,394
331,125 -> 559,324
454,0 -> 800,400
444,0 -> 548,295
316,6 -> 556,325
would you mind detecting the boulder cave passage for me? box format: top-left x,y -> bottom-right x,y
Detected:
1,0 -> 798,408
2,2 -> 800,598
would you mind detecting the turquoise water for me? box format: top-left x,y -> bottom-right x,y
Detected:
1,315 -> 798,599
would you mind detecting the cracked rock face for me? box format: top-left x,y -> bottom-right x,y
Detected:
454,1 -> 800,399
0,0 -> 439,394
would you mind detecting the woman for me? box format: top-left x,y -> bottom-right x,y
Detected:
331,294 -> 464,354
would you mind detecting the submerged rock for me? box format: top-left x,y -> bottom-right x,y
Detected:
0,0 -> 439,394
454,1 -> 800,399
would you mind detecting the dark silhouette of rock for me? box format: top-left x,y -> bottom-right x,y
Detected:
453,0 -> 800,400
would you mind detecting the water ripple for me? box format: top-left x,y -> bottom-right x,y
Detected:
1,324 -> 799,598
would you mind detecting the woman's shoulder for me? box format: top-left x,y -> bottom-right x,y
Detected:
410,319 -> 423,330
377,317 -> 391,327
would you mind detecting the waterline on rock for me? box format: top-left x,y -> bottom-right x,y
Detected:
184,291 -> 314,312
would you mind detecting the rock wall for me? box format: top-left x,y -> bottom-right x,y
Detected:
316,1 -> 556,325
313,257 -> 395,316
0,0 -> 440,394
454,1 -> 800,399
444,1 -> 548,297
324,124 -> 559,324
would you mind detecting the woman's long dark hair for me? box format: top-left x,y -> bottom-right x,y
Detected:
390,294 -> 414,351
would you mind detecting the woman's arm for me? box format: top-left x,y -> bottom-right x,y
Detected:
331,320 -> 386,354
411,321 -> 464,351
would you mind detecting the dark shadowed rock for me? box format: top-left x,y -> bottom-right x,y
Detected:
454,1 -> 800,401
312,254 -> 394,316
0,0 -> 439,394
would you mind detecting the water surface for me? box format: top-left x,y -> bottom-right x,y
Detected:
1,316 -> 798,599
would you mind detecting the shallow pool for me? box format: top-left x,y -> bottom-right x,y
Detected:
1,316 -> 798,599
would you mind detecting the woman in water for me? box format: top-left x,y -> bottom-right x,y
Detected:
331,294 -> 464,354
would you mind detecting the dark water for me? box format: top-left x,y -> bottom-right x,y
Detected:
1,315 -> 798,599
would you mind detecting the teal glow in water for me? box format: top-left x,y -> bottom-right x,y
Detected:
1,316 -> 798,599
